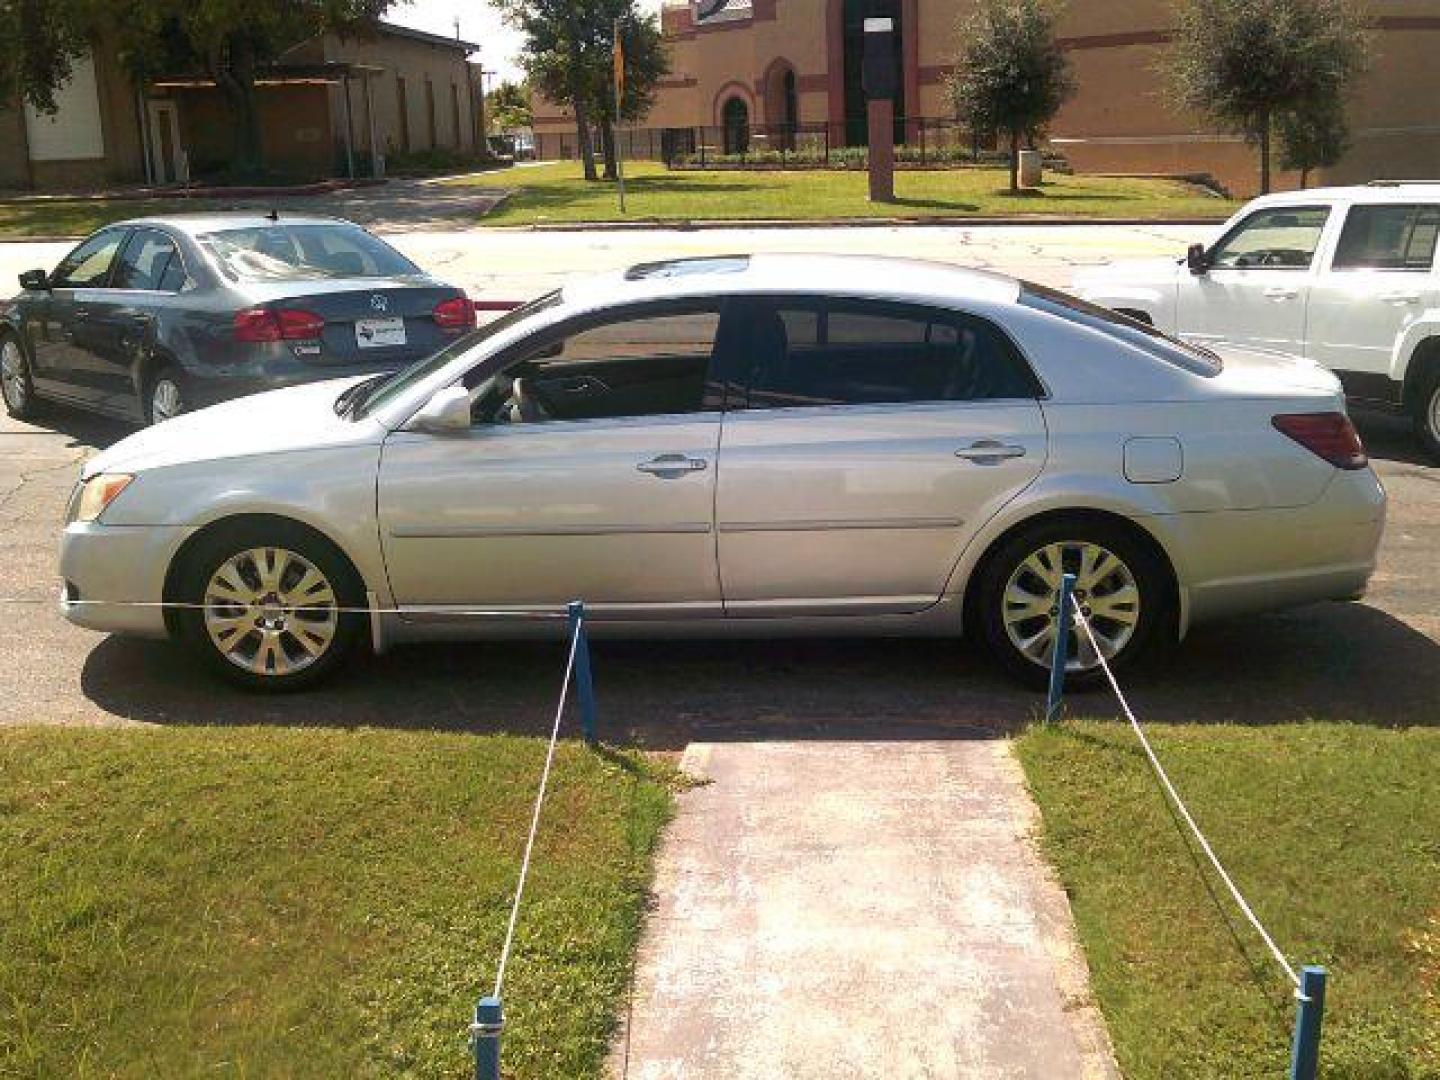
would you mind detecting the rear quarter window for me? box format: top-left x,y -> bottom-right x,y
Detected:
1019,281 -> 1223,377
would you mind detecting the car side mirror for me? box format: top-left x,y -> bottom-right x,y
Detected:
19,269 -> 48,291
408,385 -> 472,434
1186,243 -> 1210,276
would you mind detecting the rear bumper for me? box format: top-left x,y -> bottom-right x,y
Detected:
180,356 -> 410,411
58,521 -> 190,638
1171,468 -> 1386,629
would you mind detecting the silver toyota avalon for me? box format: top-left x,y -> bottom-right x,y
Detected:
58,254 -> 1386,691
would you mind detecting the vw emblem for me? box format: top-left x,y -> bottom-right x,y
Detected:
370,294 -> 388,313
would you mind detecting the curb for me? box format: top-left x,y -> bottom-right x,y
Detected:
486,215 -> 1228,232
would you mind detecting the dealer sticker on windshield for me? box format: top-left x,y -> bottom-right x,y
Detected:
356,317 -> 406,349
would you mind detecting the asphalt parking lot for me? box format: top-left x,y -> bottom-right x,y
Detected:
1,223 -> 1436,739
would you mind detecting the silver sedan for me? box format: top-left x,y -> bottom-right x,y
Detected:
58,254 -> 1386,690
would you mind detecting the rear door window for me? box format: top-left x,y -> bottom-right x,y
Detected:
113,228 -> 187,292
731,297 -> 1042,409
1332,204 -> 1440,271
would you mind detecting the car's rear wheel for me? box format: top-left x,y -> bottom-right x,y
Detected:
1,335 -> 37,420
1413,367 -> 1440,462
974,519 -> 1169,688
146,365 -> 185,425
175,522 -> 365,692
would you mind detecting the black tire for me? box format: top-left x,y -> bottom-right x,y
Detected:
173,520 -> 366,692
144,364 -> 186,426
1,333 -> 38,420
1412,366 -> 1440,463
972,517 -> 1171,689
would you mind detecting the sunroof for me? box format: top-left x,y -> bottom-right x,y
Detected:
624,256 -> 751,281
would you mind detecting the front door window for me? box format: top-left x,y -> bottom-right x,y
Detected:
1209,207 -> 1330,270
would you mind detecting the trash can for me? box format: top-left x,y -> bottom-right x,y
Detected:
1018,149 -> 1043,189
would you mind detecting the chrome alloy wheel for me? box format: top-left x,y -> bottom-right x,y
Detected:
150,377 -> 182,424
202,547 -> 339,677
1427,381 -> 1440,444
1,339 -> 27,412
1001,541 -> 1141,673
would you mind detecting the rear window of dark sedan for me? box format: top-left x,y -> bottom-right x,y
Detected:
1019,281 -> 1223,377
198,223 -> 421,282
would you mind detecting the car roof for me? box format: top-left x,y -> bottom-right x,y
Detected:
1246,182 -> 1440,207
112,213 -> 358,235
560,253 -> 1022,310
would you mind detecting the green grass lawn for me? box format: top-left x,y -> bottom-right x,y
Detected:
0,199 -> 196,239
464,161 -> 1237,226
1016,723 -> 1440,1079
0,726 -> 675,1078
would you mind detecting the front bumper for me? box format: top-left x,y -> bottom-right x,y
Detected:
58,521 -> 191,638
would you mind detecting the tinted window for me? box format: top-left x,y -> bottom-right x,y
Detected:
734,298 -> 1041,409
1019,282 -> 1222,377
1333,204 -> 1440,271
476,305 -> 723,424
198,223 -> 420,282
1209,206 -> 1330,270
51,230 -> 127,288
113,229 -> 186,292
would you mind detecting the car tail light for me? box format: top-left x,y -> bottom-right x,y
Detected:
1272,412 -> 1368,470
433,296 -> 476,330
233,307 -> 325,342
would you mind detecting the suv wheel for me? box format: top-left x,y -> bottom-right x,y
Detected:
974,519 -> 1169,688
175,522 -> 365,691
1,336 -> 36,420
1414,367 -> 1440,462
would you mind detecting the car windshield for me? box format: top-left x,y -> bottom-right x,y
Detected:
198,223 -> 421,282
1018,281 -> 1222,377
346,290 -> 563,420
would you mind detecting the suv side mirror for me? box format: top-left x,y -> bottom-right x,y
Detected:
407,384 -> 472,434
19,269 -> 48,291
1186,243 -> 1210,276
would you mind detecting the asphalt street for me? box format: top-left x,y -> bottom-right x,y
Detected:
0,224 -> 1435,737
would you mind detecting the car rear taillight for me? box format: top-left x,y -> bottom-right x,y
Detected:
1272,412 -> 1368,470
433,296 -> 476,330
233,307 -> 325,343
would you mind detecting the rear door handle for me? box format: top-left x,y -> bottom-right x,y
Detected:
637,454 -> 709,478
1378,291 -> 1420,304
955,441 -> 1027,464
1263,286 -> 1299,300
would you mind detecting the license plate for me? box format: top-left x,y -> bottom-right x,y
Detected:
355,317 -> 406,349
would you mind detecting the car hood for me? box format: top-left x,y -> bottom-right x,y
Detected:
83,377 -> 383,479
1071,258 -> 1184,291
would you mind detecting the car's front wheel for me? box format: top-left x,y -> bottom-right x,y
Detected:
175,522 -> 366,691
1,335 -> 37,420
973,519 -> 1170,688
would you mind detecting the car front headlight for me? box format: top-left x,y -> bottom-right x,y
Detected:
73,473 -> 134,523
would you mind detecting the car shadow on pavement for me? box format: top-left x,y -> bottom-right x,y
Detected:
80,600 -> 1438,748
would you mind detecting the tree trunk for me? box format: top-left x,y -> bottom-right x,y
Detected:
1300,166 -> 1310,190
1008,128 -> 1020,194
212,34 -> 263,178
1258,110 -> 1272,195
601,121 -> 618,180
572,94 -> 598,181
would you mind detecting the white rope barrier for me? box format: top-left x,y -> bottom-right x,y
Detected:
1070,606 -> 1305,995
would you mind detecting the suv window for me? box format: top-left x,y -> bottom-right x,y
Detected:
475,304 -> 724,424
113,228 -> 187,292
733,297 -> 1041,409
50,230 -> 128,288
1332,204 -> 1440,271
1209,206 -> 1331,270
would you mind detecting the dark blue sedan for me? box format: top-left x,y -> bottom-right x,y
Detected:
0,214 -> 475,425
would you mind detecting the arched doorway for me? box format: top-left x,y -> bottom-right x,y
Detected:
763,60 -> 800,151
722,97 -> 750,155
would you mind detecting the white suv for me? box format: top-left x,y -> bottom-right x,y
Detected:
1074,183 -> 1440,459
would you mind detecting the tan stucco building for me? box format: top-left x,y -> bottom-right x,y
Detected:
532,0 -> 1440,196
1,22 -> 482,191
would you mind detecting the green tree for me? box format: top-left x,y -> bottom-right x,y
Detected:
487,79 -> 533,133
1171,0 -> 1369,194
1278,91 -> 1350,189
1,0 -> 394,178
502,0 -> 668,182
948,0 -> 1075,194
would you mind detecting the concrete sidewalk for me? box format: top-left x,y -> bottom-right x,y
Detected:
613,740 -> 1118,1080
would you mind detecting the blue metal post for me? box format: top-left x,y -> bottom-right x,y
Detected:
568,600 -> 597,745
1289,966 -> 1328,1080
1045,572 -> 1077,724
472,995 -> 503,1080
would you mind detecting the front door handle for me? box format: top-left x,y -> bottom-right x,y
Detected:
1378,291 -> 1421,304
956,440 -> 1027,464
637,454 -> 709,478
1263,286 -> 1299,300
